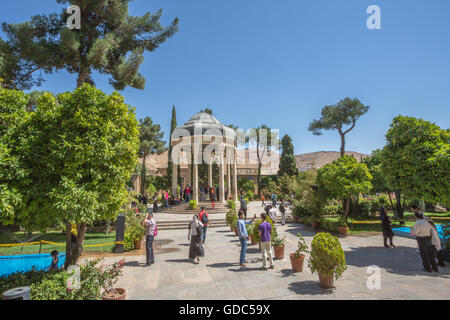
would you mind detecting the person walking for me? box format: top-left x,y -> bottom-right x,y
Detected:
379,207 -> 395,248
188,215 -> 205,264
237,210 -> 257,267
210,187 -> 215,209
429,219 -> 446,267
164,191 -> 169,209
279,200 -> 287,225
261,194 -> 266,207
271,193 -> 277,208
143,213 -> 156,267
410,211 -> 439,273
258,212 -> 274,270
198,206 -> 210,244
240,195 -> 248,219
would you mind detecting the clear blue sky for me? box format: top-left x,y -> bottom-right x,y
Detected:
1,0 -> 449,155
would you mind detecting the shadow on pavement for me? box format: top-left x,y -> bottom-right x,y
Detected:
345,246 -> 450,277
165,259 -> 195,264
124,260 -> 146,267
288,280 -> 334,295
280,268 -> 297,278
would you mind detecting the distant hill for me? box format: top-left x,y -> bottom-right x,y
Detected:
295,151 -> 369,171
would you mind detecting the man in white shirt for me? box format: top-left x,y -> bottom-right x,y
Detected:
410,211 -> 439,273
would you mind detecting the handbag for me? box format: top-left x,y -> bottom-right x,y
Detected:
153,224 -> 158,236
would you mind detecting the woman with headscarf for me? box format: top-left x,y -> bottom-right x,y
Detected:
380,207 -> 395,248
188,215 -> 205,264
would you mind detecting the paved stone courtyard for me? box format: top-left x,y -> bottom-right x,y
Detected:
86,202 -> 450,300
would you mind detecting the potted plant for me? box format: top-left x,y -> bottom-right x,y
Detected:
308,232 -> 347,289
311,214 -> 320,229
246,223 -> 257,245
226,209 -> 237,231
125,214 -> 145,250
101,259 -> 127,300
271,230 -> 286,260
290,233 -> 309,272
337,217 -> 348,236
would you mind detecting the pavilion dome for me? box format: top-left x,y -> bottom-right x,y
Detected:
176,112 -> 236,140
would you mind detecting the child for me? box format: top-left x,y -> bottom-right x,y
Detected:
50,250 -> 59,270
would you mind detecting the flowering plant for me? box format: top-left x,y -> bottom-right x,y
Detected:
99,259 -> 125,297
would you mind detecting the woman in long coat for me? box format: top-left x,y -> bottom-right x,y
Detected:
380,207 -> 395,248
188,215 -> 205,263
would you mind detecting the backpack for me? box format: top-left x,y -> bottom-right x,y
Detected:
153,224 -> 158,236
201,211 -> 209,224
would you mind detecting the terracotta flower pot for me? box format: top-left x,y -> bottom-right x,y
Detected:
338,226 -> 348,235
234,228 -> 239,236
289,253 -> 305,272
134,239 -> 143,250
250,234 -> 257,245
102,288 -> 126,300
318,273 -> 334,289
311,221 -> 319,229
273,244 -> 285,260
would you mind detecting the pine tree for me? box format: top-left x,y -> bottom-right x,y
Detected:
309,98 -> 369,157
278,134 -> 298,177
1,0 -> 179,89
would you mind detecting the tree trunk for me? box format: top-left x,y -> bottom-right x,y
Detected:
344,197 -> 351,220
26,230 -> 33,240
339,131 -> 345,157
77,69 -> 92,88
388,192 -> 398,219
395,191 -> 405,224
64,222 -> 87,268
257,162 -> 262,198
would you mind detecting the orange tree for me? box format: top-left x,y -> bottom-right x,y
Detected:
0,84 -> 139,267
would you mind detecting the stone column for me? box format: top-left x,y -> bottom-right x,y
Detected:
233,147 -> 238,202
208,158 -> 213,188
172,161 -> 178,196
227,162 -> 231,200
219,146 -> 225,203
193,163 -> 199,203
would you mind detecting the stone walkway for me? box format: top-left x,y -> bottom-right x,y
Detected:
87,202 -> 450,300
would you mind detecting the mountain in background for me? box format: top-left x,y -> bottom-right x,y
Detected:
295,151 -> 369,171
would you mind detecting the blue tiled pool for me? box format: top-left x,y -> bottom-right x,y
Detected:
0,253 -> 66,278
393,224 -> 446,240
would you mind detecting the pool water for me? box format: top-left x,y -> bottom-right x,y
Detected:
0,253 -> 66,278
393,224 -> 446,240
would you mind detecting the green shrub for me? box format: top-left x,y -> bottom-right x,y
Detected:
227,200 -> 236,210
188,200 -> 198,210
308,232 -> 347,279
0,268 -> 51,296
246,190 -> 254,201
293,201 -> 311,217
31,271 -> 73,300
271,233 -> 286,247
322,204 -> 340,216
125,213 -> 145,242
226,209 -> 237,226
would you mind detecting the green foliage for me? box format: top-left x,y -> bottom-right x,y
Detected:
278,174 -> 297,196
322,204 -> 342,216
309,97 -> 369,156
227,200 -> 236,210
0,85 -> 140,260
317,155 -> 372,217
125,213 -> 145,242
246,191 -> 254,201
271,233 -> 286,247
363,149 -> 389,193
1,0 -> 179,90
381,116 -> 450,207
226,209 -> 237,226
188,200 -> 198,210
238,178 -> 255,193
278,134 -> 299,177
308,232 -> 347,279
294,233 -> 309,258
0,259 -> 123,300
